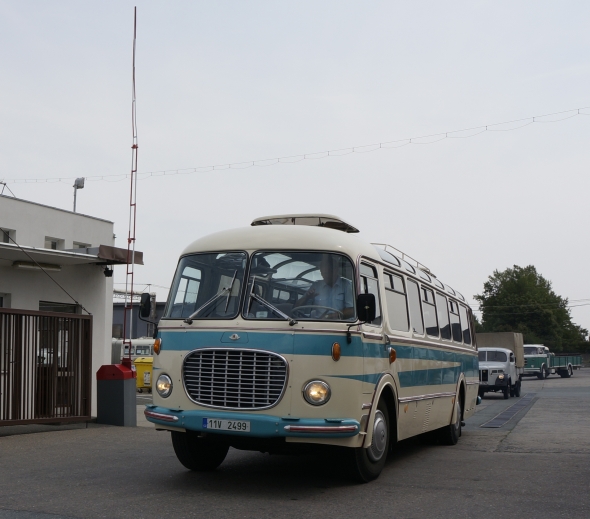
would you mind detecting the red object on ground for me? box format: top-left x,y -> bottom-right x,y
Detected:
96,364 -> 136,380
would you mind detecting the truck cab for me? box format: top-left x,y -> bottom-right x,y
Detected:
478,348 -> 522,399
523,344 -> 550,379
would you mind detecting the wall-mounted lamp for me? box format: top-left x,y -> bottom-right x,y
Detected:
73,177 -> 85,213
13,261 -> 61,272
103,266 -> 113,278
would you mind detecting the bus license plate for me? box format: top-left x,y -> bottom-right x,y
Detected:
203,418 -> 250,432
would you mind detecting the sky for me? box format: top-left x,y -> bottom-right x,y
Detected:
1,1 -> 589,334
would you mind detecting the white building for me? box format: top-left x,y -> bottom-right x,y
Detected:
0,194 -> 142,418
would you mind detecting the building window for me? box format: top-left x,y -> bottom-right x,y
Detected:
73,242 -> 91,249
0,293 -> 10,308
112,324 -> 123,339
1,228 -> 15,244
44,237 -> 64,250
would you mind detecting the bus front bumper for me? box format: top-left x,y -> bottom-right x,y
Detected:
144,406 -> 360,439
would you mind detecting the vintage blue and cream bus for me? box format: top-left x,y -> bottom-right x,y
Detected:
144,215 -> 479,481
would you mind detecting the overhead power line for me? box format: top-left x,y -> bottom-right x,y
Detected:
3,106 -> 590,185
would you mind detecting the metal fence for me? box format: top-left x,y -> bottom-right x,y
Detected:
0,308 -> 92,426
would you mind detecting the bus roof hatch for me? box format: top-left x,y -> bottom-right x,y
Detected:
251,214 -> 360,233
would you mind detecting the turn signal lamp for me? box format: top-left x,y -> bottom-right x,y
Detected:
332,342 -> 341,361
153,338 -> 162,355
389,348 -> 397,364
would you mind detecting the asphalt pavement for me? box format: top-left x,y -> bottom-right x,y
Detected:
1,370 -> 589,519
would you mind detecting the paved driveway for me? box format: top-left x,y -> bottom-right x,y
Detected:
1,370 -> 589,519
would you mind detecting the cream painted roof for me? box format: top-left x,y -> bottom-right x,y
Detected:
181,225 -> 378,259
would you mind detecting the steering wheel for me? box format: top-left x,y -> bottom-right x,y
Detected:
292,305 -> 344,319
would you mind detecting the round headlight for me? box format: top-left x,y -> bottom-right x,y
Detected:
303,380 -> 331,406
156,374 -> 173,398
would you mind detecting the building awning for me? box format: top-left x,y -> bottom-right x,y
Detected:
70,245 -> 144,265
0,243 -> 144,269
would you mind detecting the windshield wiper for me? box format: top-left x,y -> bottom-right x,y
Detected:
247,276 -> 298,326
184,270 -> 238,324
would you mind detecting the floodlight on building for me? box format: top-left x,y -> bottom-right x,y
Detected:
13,261 -> 62,272
73,177 -> 85,212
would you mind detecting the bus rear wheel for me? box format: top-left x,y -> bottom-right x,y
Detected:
348,399 -> 390,483
171,431 -> 229,471
437,399 -> 462,445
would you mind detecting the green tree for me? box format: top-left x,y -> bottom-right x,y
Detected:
474,265 -> 589,353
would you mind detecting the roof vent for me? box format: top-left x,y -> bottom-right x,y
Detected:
251,214 -> 359,233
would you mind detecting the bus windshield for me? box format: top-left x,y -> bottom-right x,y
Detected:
244,251 -> 356,322
164,252 -> 247,320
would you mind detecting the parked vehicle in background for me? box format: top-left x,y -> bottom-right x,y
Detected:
523,345 -> 582,379
477,333 -> 524,399
111,338 -> 154,364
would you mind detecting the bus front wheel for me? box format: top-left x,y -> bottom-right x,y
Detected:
171,431 -> 229,472
348,399 -> 390,483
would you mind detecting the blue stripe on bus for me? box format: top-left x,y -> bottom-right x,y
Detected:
158,331 -> 478,388
158,330 -> 365,357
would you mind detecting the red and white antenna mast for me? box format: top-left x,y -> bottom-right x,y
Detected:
122,6 -> 139,369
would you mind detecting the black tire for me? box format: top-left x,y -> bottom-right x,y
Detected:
514,381 -> 521,398
171,431 -> 229,471
545,368 -> 551,379
503,384 -> 510,399
347,398 -> 390,483
509,379 -> 515,398
437,399 -> 462,446
569,365 -> 574,377
537,366 -> 546,380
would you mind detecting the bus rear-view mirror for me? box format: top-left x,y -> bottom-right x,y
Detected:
357,293 -> 376,323
139,293 -> 151,318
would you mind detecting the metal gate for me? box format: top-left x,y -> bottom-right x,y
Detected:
0,308 -> 92,426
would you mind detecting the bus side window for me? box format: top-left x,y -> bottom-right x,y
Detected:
459,304 -> 472,345
359,263 -> 382,326
406,279 -> 424,335
436,293 -> 451,340
449,300 -> 462,343
422,286 -> 439,337
384,272 -> 409,332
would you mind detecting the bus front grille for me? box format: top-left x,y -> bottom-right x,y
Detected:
182,348 -> 288,410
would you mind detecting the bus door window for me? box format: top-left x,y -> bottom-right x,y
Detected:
384,272 -> 409,332
458,304 -> 472,345
359,263 -> 382,326
448,300 -> 462,343
421,286 -> 439,338
436,293 -> 451,340
406,279 -> 424,335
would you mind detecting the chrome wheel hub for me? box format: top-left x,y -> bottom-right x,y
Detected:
367,410 -> 387,462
